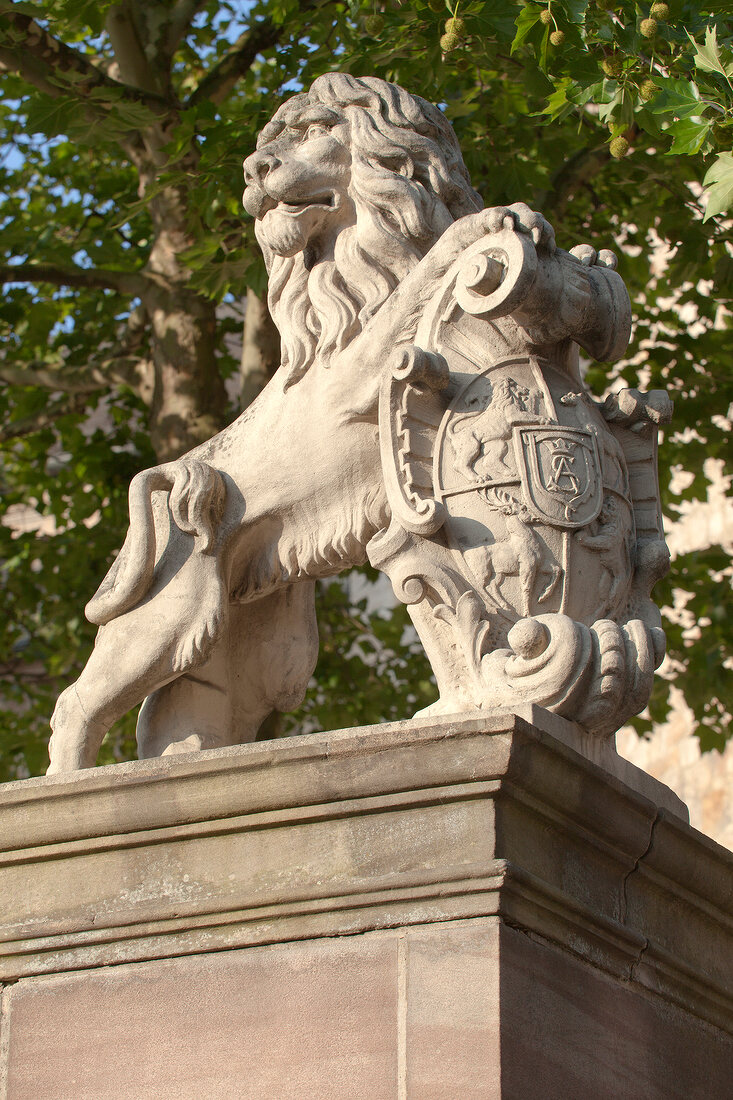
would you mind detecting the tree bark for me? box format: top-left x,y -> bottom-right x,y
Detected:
240,289 -> 280,411
146,283 -> 227,460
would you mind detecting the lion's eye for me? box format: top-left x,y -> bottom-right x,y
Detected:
304,123 -> 328,141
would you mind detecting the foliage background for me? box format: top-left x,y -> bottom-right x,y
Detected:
0,0 -> 731,778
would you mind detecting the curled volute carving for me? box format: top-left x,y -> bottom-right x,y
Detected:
48,75 -> 671,773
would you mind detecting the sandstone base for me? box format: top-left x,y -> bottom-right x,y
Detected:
1,709 -> 732,1099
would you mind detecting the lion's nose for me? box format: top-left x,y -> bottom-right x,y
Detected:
243,150 -> 280,187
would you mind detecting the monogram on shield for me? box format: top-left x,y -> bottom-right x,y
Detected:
514,425 -> 603,528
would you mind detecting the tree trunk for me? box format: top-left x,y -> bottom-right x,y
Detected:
240,288 -> 280,411
105,6 -> 229,463
145,282 -> 228,461
140,180 -> 229,462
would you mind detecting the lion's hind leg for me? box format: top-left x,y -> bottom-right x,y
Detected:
135,582 -> 319,759
47,547 -> 228,773
136,644 -> 233,760
48,685 -> 109,774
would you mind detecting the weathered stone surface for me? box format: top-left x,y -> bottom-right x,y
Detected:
404,921 -> 502,1098
0,710 -> 692,978
619,706 -> 733,852
497,921 -> 733,1099
3,920 -> 732,1099
2,712 -> 732,1096
2,937 -> 401,1100
48,74 -> 671,774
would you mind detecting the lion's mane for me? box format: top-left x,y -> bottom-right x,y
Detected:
256,73 -> 482,386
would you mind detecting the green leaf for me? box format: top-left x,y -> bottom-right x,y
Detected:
561,0 -> 588,26
597,88 -> 622,124
703,151 -> 733,220
648,78 -> 702,121
539,22 -> 550,74
666,117 -> 712,156
542,82 -> 574,122
511,3 -> 542,55
566,79 -> 602,107
688,25 -> 733,82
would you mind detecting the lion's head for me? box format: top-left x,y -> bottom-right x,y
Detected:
243,73 -> 482,386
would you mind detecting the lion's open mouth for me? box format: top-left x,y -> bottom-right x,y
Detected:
246,186 -> 339,221
276,194 -> 337,216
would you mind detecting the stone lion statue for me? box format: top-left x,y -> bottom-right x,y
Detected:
48,74 -> 670,773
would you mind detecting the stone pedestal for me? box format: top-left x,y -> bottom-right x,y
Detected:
1,710 -> 732,1099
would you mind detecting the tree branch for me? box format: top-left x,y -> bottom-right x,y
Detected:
106,1 -> 167,97
0,262 -> 148,296
0,662 -> 57,685
161,0 -> 209,60
540,144 -> 611,221
0,10 -> 170,112
0,362 -> 102,393
0,303 -> 154,403
187,19 -> 281,107
0,351 -> 153,403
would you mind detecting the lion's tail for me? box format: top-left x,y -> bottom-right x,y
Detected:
85,459 -> 226,627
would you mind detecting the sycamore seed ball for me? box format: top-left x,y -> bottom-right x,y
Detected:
602,56 -> 623,77
540,9 -> 553,25
640,78 -> 656,101
444,16 -> 465,37
640,17 -> 657,37
364,14 -> 384,35
440,31 -> 460,51
609,135 -> 630,159
549,29 -> 565,45
650,2 -> 669,19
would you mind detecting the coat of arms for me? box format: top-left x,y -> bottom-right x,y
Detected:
372,228 -> 671,738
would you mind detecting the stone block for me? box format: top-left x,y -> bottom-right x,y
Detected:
2,937 -> 399,1100
1,711 -> 732,1097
